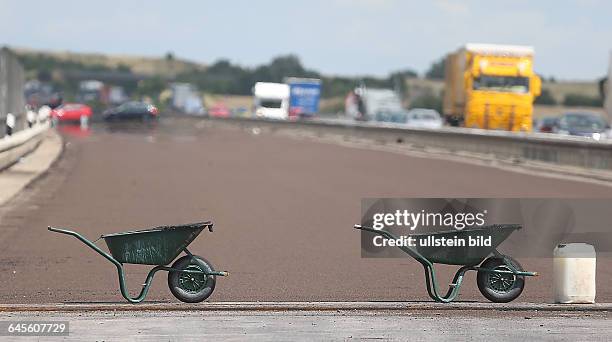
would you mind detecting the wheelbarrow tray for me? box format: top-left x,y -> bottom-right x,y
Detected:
409,224 -> 520,266
102,222 -> 211,265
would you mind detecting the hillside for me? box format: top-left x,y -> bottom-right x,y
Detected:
14,47 -> 205,77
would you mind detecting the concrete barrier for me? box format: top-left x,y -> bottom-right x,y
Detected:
209,117 -> 612,172
0,122 -> 50,171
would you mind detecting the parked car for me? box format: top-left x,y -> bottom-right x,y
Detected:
554,112 -> 610,140
374,110 -> 408,124
534,116 -> 558,133
103,102 -> 159,121
404,108 -> 444,129
208,103 -> 231,118
51,103 -> 92,123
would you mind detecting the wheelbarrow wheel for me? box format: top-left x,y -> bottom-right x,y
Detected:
168,255 -> 216,303
477,256 -> 525,303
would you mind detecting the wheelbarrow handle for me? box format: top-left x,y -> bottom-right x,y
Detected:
48,226 -> 80,236
353,224 -> 380,234
48,226 -> 116,263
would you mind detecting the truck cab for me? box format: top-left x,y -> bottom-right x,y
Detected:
444,44 -> 541,132
253,82 -> 290,120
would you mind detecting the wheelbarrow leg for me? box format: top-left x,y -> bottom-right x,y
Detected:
422,263 -> 471,303
116,266 -> 166,304
353,225 -> 470,303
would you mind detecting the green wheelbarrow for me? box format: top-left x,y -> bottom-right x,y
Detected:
48,221 -> 228,304
354,224 -> 538,303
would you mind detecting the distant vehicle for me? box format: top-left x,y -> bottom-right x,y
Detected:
103,101 -> 159,121
183,96 -> 206,116
554,112 -> 610,140
443,43 -> 541,131
404,109 -> 444,129
107,86 -> 128,105
232,107 -> 249,117
51,103 -> 92,123
46,93 -> 64,109
534,116 -> 558,133
253,82 -> 290,119
78,80 -> 105,103
285,78 -> 322,119
170,83 -> 205,115
345,88 -> 403,122
374,110 -> 409,124
208,103 -> 231,118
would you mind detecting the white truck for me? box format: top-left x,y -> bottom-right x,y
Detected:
345,87 -> 404,121
253,82 -> 290,119
170,83 -> 205,115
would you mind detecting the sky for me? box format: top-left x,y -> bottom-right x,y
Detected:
1,0 -> 611,80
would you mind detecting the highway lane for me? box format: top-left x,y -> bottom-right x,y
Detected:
0,117 -> 611,304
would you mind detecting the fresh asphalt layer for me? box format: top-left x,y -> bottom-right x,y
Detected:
0,117 -> 611,305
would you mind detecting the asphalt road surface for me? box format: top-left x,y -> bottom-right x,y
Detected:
1,117 -> 611,304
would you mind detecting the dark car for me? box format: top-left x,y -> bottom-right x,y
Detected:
103,101 -> 159,121
554,112 -> 610,140
534,116 -> 558,133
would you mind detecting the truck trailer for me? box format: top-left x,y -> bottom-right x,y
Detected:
285,77 -> 322,118
443,43 -> 541,131
253,78 -> 322,120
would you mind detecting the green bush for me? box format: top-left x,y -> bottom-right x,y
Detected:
562,93 -> 603,107
534,88 -> 557,105
409,93 -> 443,113
425,57 -> 445,80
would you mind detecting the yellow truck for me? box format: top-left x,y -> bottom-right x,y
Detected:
443,44 -> 541,131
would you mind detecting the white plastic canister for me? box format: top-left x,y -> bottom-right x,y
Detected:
553,243 -> 596,304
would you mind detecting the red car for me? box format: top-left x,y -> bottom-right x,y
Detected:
208,103 -> 231,118
51,103 -> 93,122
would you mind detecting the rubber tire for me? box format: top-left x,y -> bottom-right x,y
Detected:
168,255 -> 216,303
477,256 -> 525,303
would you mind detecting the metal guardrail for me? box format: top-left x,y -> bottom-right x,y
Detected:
0,122 -> 49,171
0,46 -> 49,171
211,116 -> 612,171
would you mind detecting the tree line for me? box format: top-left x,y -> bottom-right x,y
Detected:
18,52 -> 418,99
17,50 -> 605,108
